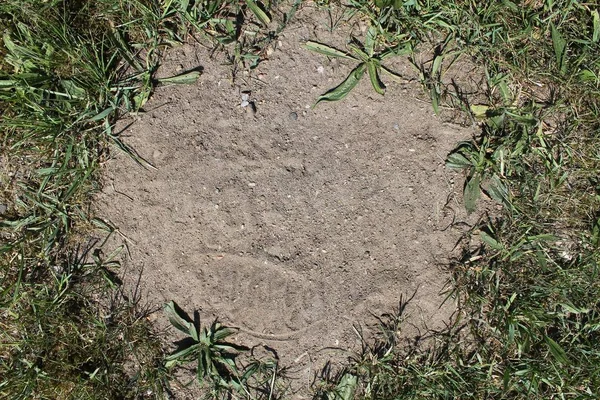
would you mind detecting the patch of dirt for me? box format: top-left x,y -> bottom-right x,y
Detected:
97,5 -> 479,398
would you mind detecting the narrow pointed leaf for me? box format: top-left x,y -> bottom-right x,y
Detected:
304,41 -> 354,59
212,326 -> 237,341
365,25 -> 378,57
464,174 -> 481,214
367,61 -> 385,95
480,231 -> 503,250
551,24 -> 567,73
592,10 -> 600,42
246,0 -> 271,26
329,373 -> 357,400
315,63 -> 366,105
486,175 -> 511,208
164,301 -> 198,340
432,54 -> 443,76
165,344 -> 198,362
89,107 -> 115,122
545,336 -> 569,364
0,79 -> 17,88
380,43 -> 412,60
349,43 -> 369,62
431,86 -> 440,114
446,152 -> 472,169
158,70 -> 201,85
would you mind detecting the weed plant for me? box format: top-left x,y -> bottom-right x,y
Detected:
2,0 -> 600,399
0,0 -> 279,398
313,1 -> 600,399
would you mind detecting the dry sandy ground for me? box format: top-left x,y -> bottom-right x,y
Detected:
97,4 -> 479,398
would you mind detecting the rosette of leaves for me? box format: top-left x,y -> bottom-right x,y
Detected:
164,301 -> 247,388
305,26 -> 409,105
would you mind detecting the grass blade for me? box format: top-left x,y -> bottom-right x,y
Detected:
545,336 -> 569,365
480,231 -> 503,251
315,63 -> 366,105
88,107 -> 115,122
304,41 -> 354,60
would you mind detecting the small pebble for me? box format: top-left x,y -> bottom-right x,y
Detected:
289,112 -> 298,121
248,182 -> 256,188
0,204 -> 7,214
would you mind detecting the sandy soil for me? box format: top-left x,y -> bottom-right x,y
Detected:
97,4 -> 478,398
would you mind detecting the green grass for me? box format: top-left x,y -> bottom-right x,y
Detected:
2,0 -> 600,399
0,0 -> 281,398
313,1 -> 600,399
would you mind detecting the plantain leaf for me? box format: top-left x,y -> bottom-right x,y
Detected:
551,24 -> 567,73
365,25 -> 378,57
486,174 -> 511,208
432,53 -> 443,77
380,43 -> 412,60
158,70 -> 201,85
328,373 -> 358,400
445,152 -> 472,169
431,85 -> 440,115
165,344 -> 198,362
348,43 -> 369,62
592,10 -> 600,43
164,301 -> 199,341
245,0 -> 271,26
464,173 -> 481,214
315,63 -> 367,105
367,61 -> 385,95
304,41 -> 354,59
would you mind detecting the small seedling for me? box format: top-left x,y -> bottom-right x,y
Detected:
305,25 -> 410,105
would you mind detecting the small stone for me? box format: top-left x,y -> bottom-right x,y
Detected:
0,204 -> 7,214
317,65 -> 325,74
289,112 -> 298,120
248,182 -> 256,188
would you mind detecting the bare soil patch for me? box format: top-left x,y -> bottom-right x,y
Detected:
97,6 -> 477,397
